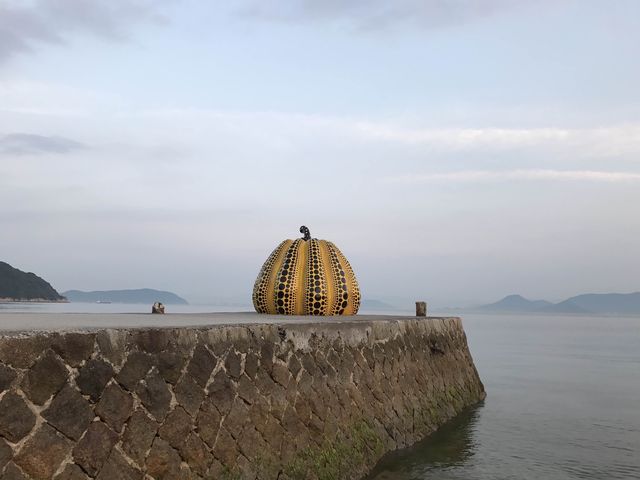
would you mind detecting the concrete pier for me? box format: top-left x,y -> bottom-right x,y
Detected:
0,314 -> 485,479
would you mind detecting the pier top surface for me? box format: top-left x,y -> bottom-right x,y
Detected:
0,311 -> 454,334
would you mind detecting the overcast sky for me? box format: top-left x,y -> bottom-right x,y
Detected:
1,0 -> 640,307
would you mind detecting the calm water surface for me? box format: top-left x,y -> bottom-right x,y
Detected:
368,314 -> 640,480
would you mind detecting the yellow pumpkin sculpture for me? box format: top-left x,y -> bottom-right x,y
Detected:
253,226 -> 361,315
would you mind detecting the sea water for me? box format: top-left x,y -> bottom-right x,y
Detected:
367,314 -> 640,480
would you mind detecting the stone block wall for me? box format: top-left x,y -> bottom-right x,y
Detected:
0,317 -> 484,480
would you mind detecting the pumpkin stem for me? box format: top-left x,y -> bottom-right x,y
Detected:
300,226 -> 311,241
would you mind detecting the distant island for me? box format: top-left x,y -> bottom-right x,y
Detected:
0,261 -> 65,302
63,288 -> 188,305
360,298 -> 401,312
473,293 -> 640,315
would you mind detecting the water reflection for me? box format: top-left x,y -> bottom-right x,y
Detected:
366,403 -> 483,480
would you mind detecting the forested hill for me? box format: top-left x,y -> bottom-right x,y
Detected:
0,261 -> 64,301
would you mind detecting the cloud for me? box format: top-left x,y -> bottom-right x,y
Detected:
386,169 -> 640,184
357,124 -> 571,147
0,0 -> 169,63
237,0 -> 536,31
1,78 -> 638,162
0,133 -> 86,155
355,123 -> 640,157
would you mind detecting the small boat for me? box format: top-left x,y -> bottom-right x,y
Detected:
96,300 -> 112,304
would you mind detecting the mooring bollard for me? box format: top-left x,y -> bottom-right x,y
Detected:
152,302 -> 165,314
416,301 -> 427,317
